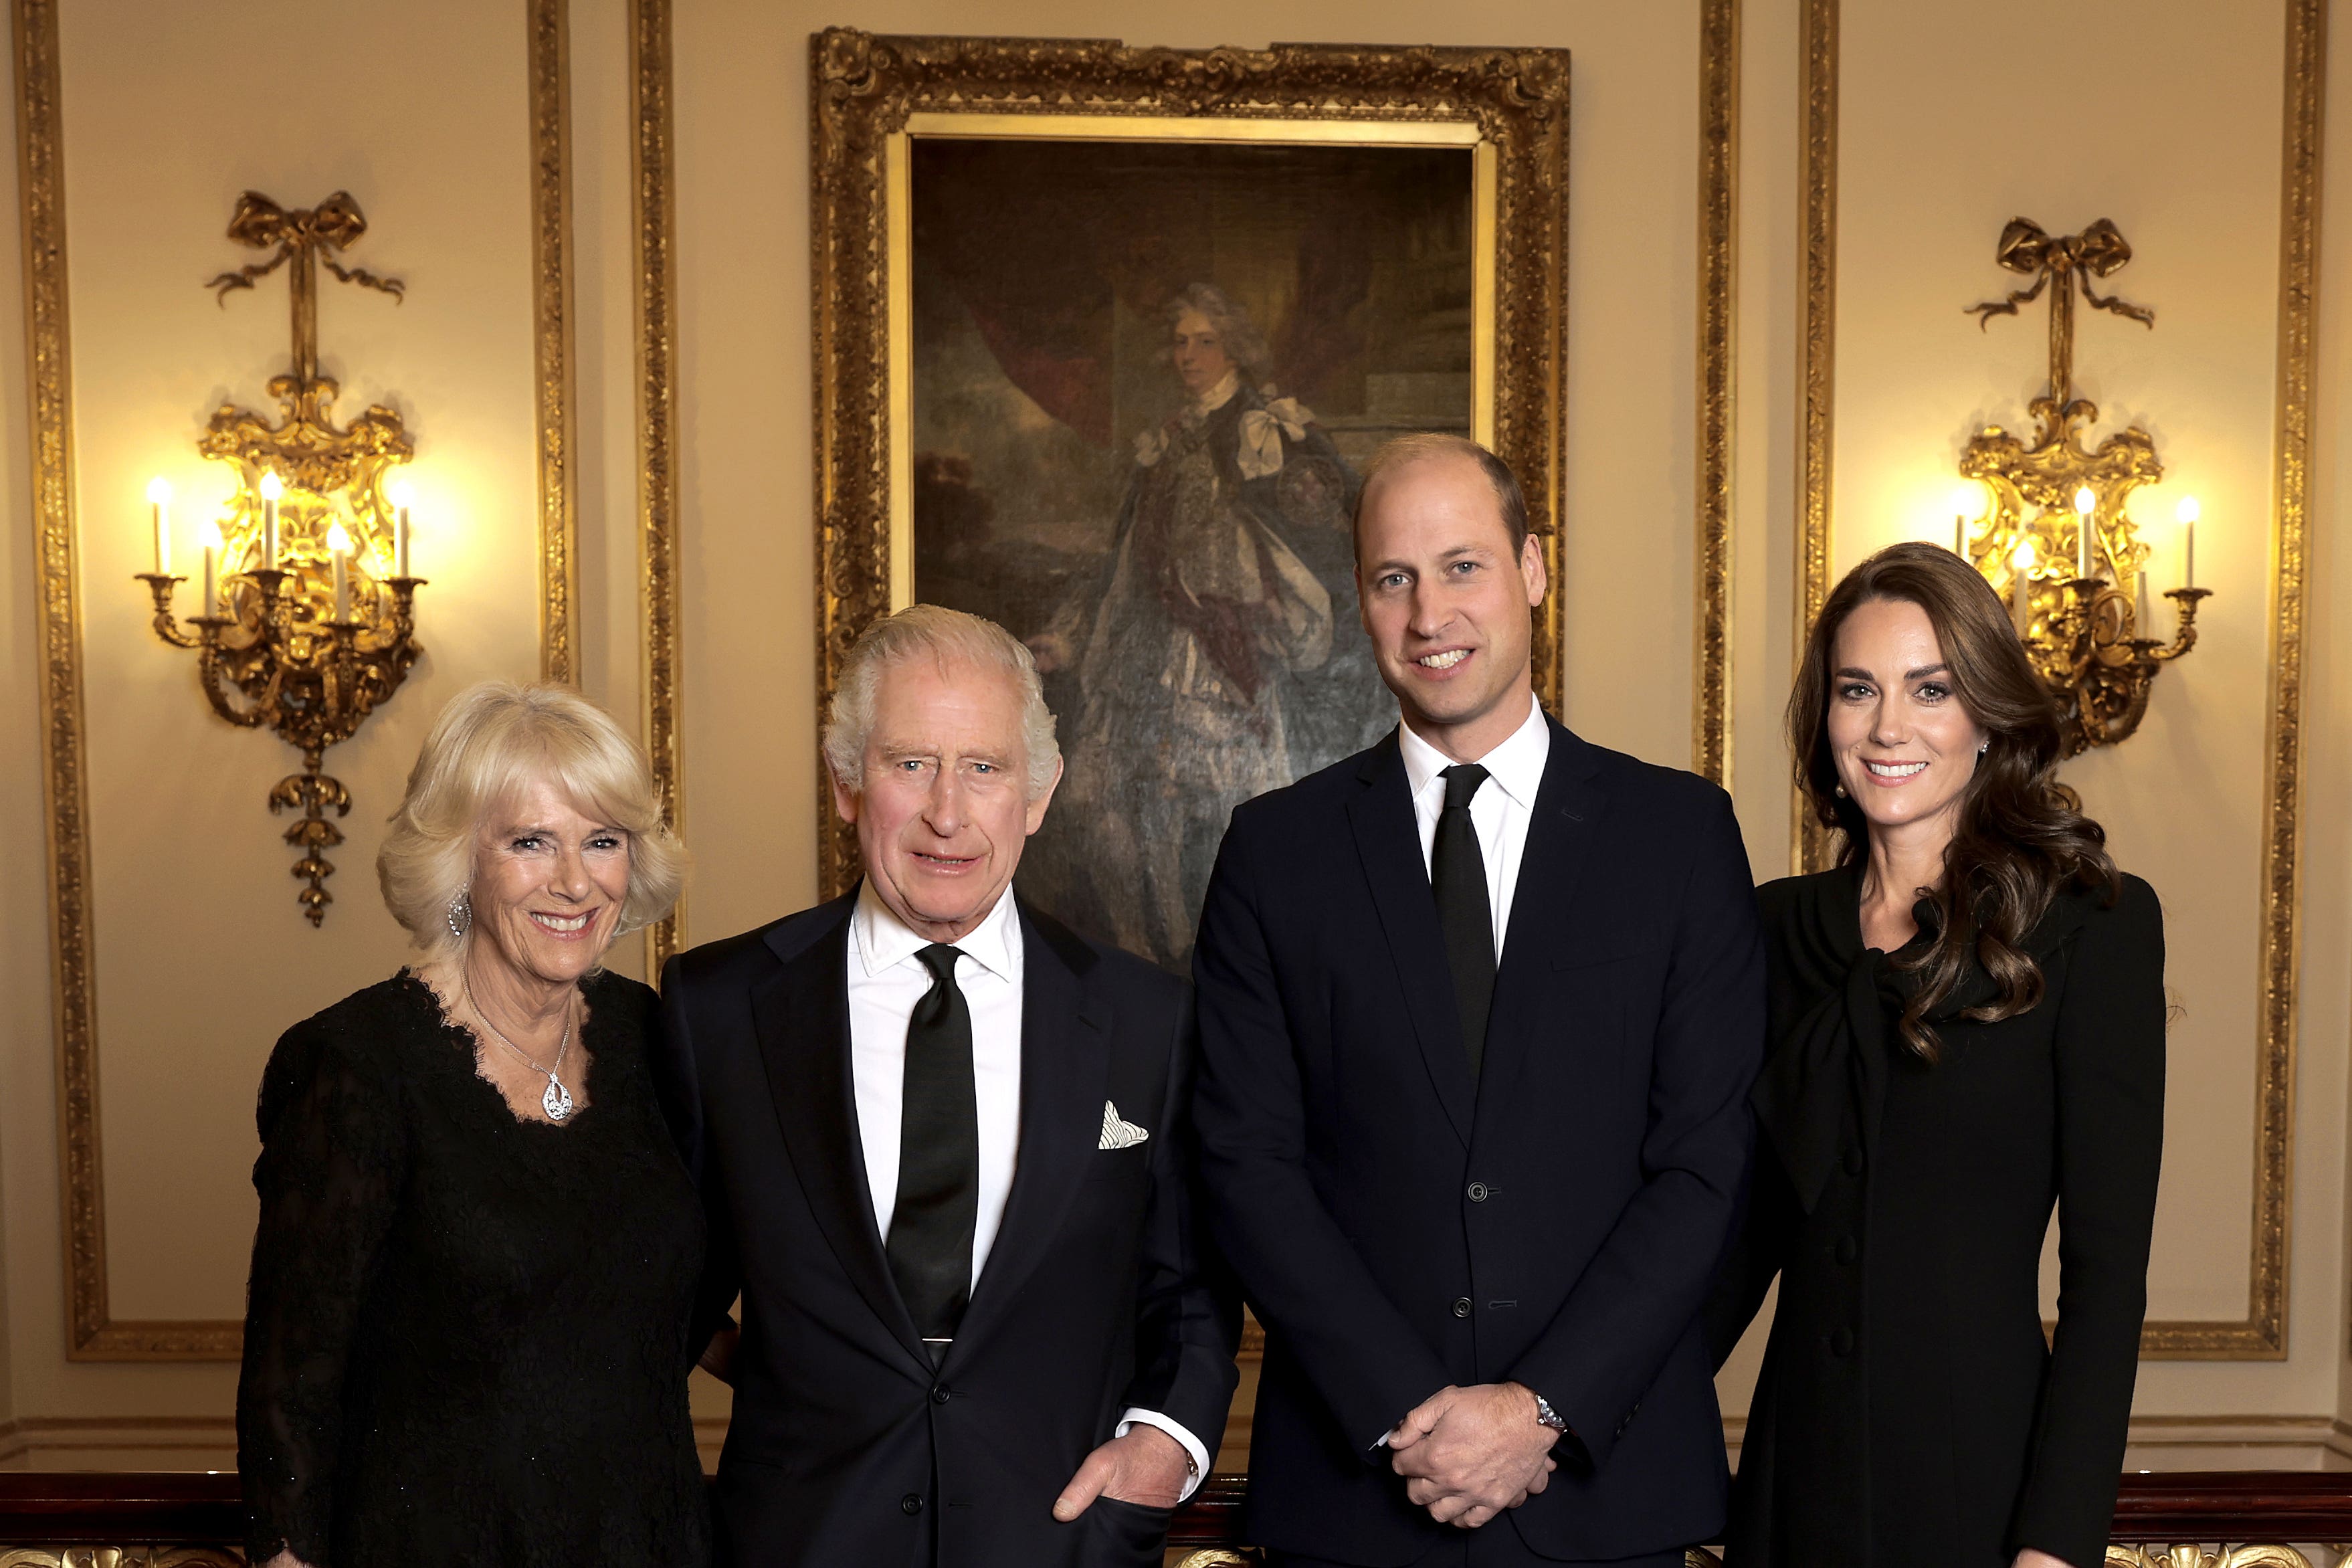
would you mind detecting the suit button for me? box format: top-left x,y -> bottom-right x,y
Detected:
1466,1182 -> 1490,1202
1830,1328 -> 1855,1357
1452,1297 -> 1473,1318
1834,1236 -> 1858,1264
931,1385 -> 951,1405
901,1494 -> 924,1514
1842,1145 -> 1865,1175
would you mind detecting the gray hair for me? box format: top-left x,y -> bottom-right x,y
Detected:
823,605 -> 1062,801
378,680 -> 686,957
1165,282 -> 1270,377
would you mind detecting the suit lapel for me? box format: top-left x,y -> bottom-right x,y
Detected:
1477,719 -> 1609,1116
1346,732 -> 1475,1145
749,903 -> 929,1371
949,901 -> 1108,1363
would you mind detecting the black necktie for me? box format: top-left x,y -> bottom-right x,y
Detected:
1433,764 -> 1496,1081
886,943 -> 979,1351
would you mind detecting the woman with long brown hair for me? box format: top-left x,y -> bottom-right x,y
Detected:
1708,542 -> 2164,1568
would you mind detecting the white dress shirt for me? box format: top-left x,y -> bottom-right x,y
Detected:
846,884 -> 1208,1496
1397,694 -> 1552,959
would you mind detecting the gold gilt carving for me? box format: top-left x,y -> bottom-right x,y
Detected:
1173,1554 -> 1260,1568
1955,218 -> 2207,758
632,0 -> 684,972
139,190 -> 423,926
0,1553 -> 245,1568
528,0 -> 580,684
2106,1547 -> 2315,1568
1793,0 -> 1839,876
1692,0 -> 1738,788
810,28 -> 1571,897
0,1551 -> 241,1561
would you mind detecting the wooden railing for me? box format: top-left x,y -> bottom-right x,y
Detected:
1,1470 -> 2348,1567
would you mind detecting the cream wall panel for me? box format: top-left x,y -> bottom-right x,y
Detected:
59,0 -> 543,1328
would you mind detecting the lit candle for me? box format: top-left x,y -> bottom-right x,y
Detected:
146,477 -> 171,575
198,520 -> 222,615
259,472 -> 283,571
1949,482 -> 1981,561
326,522 -> 353,621
2074,486 -> 2096,580
2008,538 -> 2036,636
2177,495 -> 2199,590
389,480 -> 413,578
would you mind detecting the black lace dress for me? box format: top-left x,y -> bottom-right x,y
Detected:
237,970 -> 708,1568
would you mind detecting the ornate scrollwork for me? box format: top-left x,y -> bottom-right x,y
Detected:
809,28 -> 1570,896
0,1551 -> 245,1568
2106,1546 -> 2316,1568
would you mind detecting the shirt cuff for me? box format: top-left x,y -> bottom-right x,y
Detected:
1115,1408 -> 1209,1502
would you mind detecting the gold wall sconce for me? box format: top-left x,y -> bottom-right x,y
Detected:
1952,217 -> 2208,757
134,191 -> 425,924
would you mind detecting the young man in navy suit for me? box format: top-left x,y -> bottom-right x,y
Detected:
1191,435 -> 1765,1567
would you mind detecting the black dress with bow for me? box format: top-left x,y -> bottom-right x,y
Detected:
1706,866 -> 2165,1568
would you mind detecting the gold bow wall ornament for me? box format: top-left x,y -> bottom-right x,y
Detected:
1951,216 -> 2206,758
134,191 -> 425,924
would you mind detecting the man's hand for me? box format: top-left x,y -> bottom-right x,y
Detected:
696,1324 -> 740,1384
1387,1383 -> 1559,1529
1024,631 -> 1074,674
2014,1551 -> 2074,1568
1052,1424 -> 1191,1521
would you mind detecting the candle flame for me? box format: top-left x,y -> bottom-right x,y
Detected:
388,480 -> 414,509
197,520 -> 223,550
2008,538 -> 2036,572
145,476 -> 171,505
2177,495 -> 2200,524
259,472 -> 284,500
325,522 -> 354,555
1949,482 -> 1987,521
2073,486 -> 2096,515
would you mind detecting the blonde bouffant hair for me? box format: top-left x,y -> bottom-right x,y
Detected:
378,680 -> 686,955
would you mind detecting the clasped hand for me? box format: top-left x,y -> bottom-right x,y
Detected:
1387,1382 -> 1559,1529
1052,1423 -> 1191,1521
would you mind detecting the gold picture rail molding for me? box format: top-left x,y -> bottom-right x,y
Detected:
632,0 -> 684,975
1692,0 -> 1737,789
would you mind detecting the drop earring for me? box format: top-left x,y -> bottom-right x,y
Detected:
447,888 -> 472,941
1834,783 -> 1848,799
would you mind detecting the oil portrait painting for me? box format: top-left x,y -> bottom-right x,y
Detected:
908,137 -> 1478,966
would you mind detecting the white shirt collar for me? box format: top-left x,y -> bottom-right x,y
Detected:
1195,368 -> 1242,414
852,880 -> 1022,984
1398,694 -> 1550,809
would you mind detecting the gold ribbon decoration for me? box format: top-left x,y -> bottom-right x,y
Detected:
207,190 -> 405,304
1966,217 -> 2153,331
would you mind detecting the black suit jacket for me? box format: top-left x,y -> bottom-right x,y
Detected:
657,892 -> 1238,1568
1191,717 -> 1765,1565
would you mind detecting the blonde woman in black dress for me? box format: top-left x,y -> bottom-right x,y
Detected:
1708,543 -> 2164,1568
238,681 -> 704,1568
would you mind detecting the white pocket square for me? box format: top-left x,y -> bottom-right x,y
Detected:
1099,1100 -> 1151,1151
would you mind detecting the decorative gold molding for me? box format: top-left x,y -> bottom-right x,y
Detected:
2139,0 -> 2323,1361
0,1553 -> 245,1568
2107,1549 -> 2312,1568
1692,0 -> 1737,788
25,0 -> 588,1359
809,29 -> 1572,898
631,0 -> 682,971
1792,0 -> 1838,876
1780,0 -> 2319,1358
528,0 -> 579,686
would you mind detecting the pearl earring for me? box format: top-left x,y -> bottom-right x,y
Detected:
1834,783 -> 1848,799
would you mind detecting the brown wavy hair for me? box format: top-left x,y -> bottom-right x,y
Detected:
1789,542 -> 2119,1059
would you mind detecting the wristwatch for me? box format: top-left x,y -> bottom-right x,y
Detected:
1529,1391 -> 1569,1434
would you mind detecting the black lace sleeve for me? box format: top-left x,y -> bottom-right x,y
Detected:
236,1016 -> 409,1567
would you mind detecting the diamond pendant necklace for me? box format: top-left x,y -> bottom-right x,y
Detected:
464,972 -> 577,1122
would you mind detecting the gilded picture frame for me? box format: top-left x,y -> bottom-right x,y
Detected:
810,29 -> 1571,914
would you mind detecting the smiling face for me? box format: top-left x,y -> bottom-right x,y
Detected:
1171,309 -> 1234,398
1355,452 -> 1547,761
834,654 -> 1060,943
469,776 -> 631,989
1826,595 -> 1989,842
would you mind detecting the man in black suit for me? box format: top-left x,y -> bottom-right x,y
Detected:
1191,435 -> 1765,1567
658,605 -> 1236,1568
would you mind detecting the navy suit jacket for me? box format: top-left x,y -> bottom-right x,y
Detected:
1191,716 -> 1765,1565
657,892 -> 1238,1568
